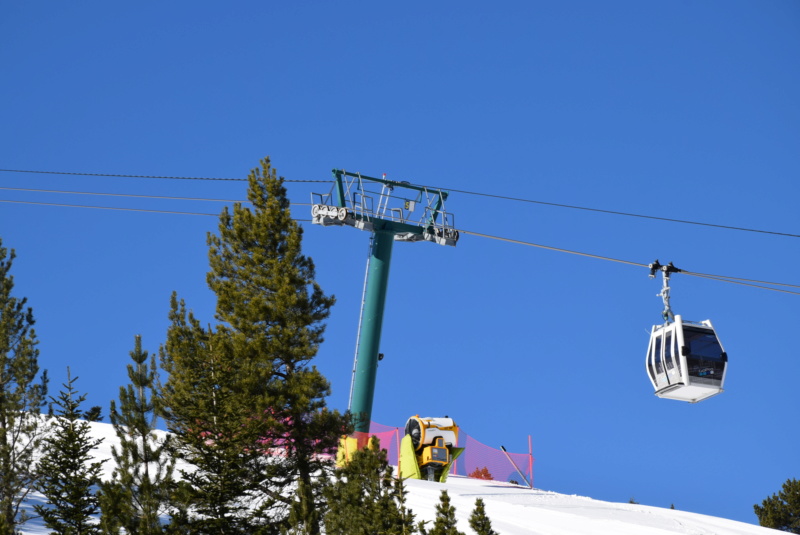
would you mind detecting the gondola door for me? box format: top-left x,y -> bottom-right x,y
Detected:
647,324 -> 667,391
647,324 -> 682,393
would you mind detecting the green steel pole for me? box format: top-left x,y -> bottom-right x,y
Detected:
333,169 -> 346,206
350,230 -> 394,433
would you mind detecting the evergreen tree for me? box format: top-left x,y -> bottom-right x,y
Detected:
99,335 -> 174,535
468,498 -> 497,535
34,369 -> 104,535
392,473 -> 418,535
159,301 -> 259,534
0,240 -> 49,534
419,491 -> 464,535
754,478 -> 800,533
159,158 -> 349,534
85,406 -> 103,423
207,158 -> 349,535
324,438 -> 416,535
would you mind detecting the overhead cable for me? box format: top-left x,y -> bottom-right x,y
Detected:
418,184 -> 800,239
459,229 -> 800,296
0,186 -> 245,203
681,272 -> 800,295
2,197 -> 795,296
0,186 -> 317,207
4,168 -> 797,238
0,199 -> 219,216
0,168 -> 326,183
458,229 -> 649,268
0,199 -> 310,214
681,270 -> 800,289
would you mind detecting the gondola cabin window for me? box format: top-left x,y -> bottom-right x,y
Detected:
683,326 -> 726,385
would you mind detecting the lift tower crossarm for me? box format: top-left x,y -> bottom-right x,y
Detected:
312,170 -> 459,247
311,169 -> 458,433
335,169 -> 447,195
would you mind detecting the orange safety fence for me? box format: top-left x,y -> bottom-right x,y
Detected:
342,422 -> 534,488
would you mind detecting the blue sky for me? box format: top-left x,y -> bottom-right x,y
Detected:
1,1 -> 798,525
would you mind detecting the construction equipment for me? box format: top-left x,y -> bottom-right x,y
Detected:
400,416 -> 464,482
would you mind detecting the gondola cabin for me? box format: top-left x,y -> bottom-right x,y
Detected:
646,315 -> 727,403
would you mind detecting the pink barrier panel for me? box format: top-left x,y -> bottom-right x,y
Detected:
369,421 -> 401,434
452,435 -> 533,486
354,428 -> 401,464
366,422 -> 533,487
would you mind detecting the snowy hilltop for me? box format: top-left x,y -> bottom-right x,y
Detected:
404,476 -> 774,535
16,421 -> 776,535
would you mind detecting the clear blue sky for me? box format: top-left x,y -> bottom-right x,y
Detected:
1,1 -> 798,525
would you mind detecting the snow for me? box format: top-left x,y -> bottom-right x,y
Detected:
404,477 -> 772,535
19,422 -> 775,535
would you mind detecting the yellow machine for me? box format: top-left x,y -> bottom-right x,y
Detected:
400,415 -> 464,482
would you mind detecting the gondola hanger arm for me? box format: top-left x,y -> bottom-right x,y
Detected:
649,260 -> 683,323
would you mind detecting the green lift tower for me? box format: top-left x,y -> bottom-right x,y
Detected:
311,170 -> 458,432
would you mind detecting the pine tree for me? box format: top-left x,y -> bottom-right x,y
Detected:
0,240 -> 49,534
324,438 -> 416,534
159,301 -> 259,534
468,498 -> 497,535
754,478 -> 800,533
159,158 -> 349,534
420,490 -> 464,535
85,406 -> 103,422
392,473 -> 418,535
207,158 -> 349,535
34,369 -> 105,535
99,335 -> 174,535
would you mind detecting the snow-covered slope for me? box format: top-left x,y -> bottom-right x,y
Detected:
20,422 -> 775,535
405,476 -> 772,535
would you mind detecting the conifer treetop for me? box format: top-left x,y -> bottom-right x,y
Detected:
35,369 -> 104,535
206,157 -> 335,345
468,498 -> 498,535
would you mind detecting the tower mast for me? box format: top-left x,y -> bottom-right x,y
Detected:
312,170 -> 458,432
